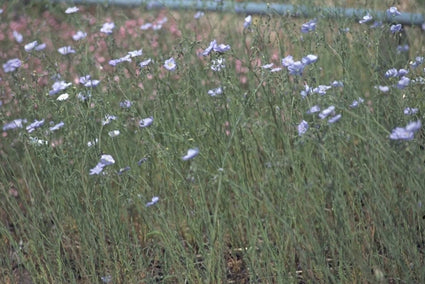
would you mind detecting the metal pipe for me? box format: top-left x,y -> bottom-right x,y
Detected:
51,0 -> 424,26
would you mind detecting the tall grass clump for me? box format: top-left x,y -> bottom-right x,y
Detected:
1,0 -> 425,283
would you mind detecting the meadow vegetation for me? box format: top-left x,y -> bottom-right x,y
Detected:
1,0 -> 425,283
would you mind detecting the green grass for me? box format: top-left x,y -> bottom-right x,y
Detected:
1,1 -> 425,283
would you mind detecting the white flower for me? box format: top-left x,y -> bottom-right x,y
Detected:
57,93 -> 69,101
65,6 -> 79,14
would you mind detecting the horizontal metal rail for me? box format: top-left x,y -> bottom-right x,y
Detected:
51,0 -> 424,26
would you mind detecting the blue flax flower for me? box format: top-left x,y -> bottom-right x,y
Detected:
390,24 -> 402,33
389,120 -> 421,140
139,116 -> 153,128
146,196 -> 159,207
319,106 -> 335,119
3,119 -> 27,131
328,114 -> 342,124
26,119 -> 45,133
164,57 -> 176,71
301,19 -> 317,33
73,31 -> 87,41
397,76 -> 410,89
100,22 -> 115,34
49,121 -> 65,132
297,120 -> 309,136
182,148 -> 199,161
359,14 -> 373,24
3,58 -> 22,73
387,7 -> 401,17
58,46 -> 76,55
49,80 -> 72,95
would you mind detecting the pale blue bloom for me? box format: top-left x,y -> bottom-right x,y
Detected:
49,80 -> 71,95
73,31 -> 87,41
194,11 -> 205,19
389,120 -> 421,140
89,163 -> 105,175
387,7 -> 401,17
208,86 -> 223,97
13,31 -> 23,43
202,40 -> 217,56
349,97 -> 364,108
24,41 -> 38,52
287,61 -> 305,76
118,166 -> 130,175
410,56 -> 424,68
182,148 -> 199,161
100,154 -> 115,166
26,119 -> 45,133
331,80 -> 344,87
301,19 -> 317,33
137,157 -> 148,165
385,68 -> 398,78
3,119 -> 27,131
109,54 -> 132,66
328,114 -> 342,124
370,21 -> 383,28
261,63 -> 274,69
312,85 -> 331,95
120,100 -> 132,108
77,92 -> 91,101
139,58 -> 152,68
35,43 -> 46,51
58,46 -> 76,55
3,58 -> 21,73
397,68 -> 408,77
397,76 -> 410,89
102,115 -> 117,126
359,14 -> 373,24
319,105 -> 335,119
405,120 -> 422,132
396,44 -> 409,54
164,57 -> 176,71
139,116 -> 153,128
79,75 -> 99,87
140,23 -> 153,30
281,55 -> 294,67
306,105 -> 320,114
300,84 -> 312,98
146,196 -> 159,207
297,120 -> 309,136
49,121 -> 65,132
377,85 -> 390,92
404,107 -> 418,115
213,43 -> 231,53
244,15 -> 252,29
101,275 -> 112,283
100,22 -> 115,34
302,54 -> 318,65
390,24 -> 402,33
